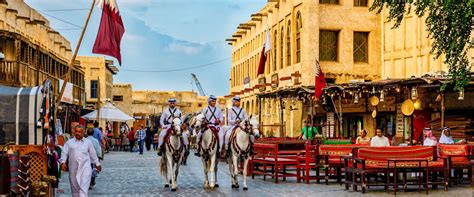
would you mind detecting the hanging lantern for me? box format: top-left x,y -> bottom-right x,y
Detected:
322,96 -> 327,105
358,91 -> 362,98
372,86 -> 376,94
395,87 -> 400,93
414,99 -> 422,110
411,87 -> 418,100
380,90 -> 385,102
354,94 -> 359,104
458,89 -> 464,100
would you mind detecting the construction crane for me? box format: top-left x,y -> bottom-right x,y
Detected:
191,73 -> 206,96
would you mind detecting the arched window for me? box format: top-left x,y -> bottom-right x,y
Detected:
280,26 -> 284,69
273,29 -> 277,72
296,12 -> 302,63
286,20 -> 291,67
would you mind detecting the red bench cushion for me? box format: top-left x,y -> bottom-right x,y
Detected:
357,146 -> 435,168
438,144 -> 469,162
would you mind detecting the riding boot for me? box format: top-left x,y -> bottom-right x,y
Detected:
157,144 -> 165,156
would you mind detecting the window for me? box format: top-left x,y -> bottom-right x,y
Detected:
273,29 -> 277,71
280,27 -> 284,69
354,0 -> 367,7
320,0 -> 339,4
113,95 -> 123,101
286,20 -> 291,67
90,80 -> 98,99
296,12 -> 302,63
354,32 -> 368,62
319,30 -> 339,61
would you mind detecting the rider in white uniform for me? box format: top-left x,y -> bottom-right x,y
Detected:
223,96 -> 250,153
195,95 -> 223,157
157,98 -> 188,156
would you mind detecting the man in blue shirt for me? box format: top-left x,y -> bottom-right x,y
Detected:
136,125 -> 147,155
93,122 -> 103,146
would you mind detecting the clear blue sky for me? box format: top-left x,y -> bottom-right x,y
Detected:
25,0 -> 266,96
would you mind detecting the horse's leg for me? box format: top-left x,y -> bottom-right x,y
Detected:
163,156 -> 170,188
232,154 -> 239,188
172,160 -> 180,191
228,151 -> 236,187
202,159 -> 209,189
209,152 -> 217,189
214,153 -> 219,188
243,158 -> 250,190
167,154 -> 173,190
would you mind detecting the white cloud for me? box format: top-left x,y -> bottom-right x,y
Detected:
168,42 -> 202,55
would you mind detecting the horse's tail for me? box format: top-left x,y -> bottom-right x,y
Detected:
160,155 -> 168,180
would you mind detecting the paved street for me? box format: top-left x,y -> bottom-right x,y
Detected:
56,150 -> 473,197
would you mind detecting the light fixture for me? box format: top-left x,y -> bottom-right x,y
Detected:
395,86 -> 400,93
411,87 -> 418,100
458,89 -> 464,100
380,90 -> 385,102
354,94 -> 359,104
372,86 -> 376,94
435,93 -> 442,102
0,52 -> 4,61
322,96 -> 327,105
414,99 -> 422,110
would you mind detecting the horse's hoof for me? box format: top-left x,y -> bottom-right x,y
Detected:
214,183 -> 219,188
243,187 -> 248,191
171,188 -> 177,192
164,184 -> 170,188
210,186 -> 216,191
231,184 -> 237,188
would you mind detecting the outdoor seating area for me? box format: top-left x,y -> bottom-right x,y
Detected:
249,138 -> 474,194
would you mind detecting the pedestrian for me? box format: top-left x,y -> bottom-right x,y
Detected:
93,122 -> 103,146
136,125 -> 146,154
60,125 -> 101,197
128,127 -> 136,152
370,128 -> 390,147
86,128 -> 102,189
153,130 -> 159,151
195,95 -> 223,157
145,127 -> 153,151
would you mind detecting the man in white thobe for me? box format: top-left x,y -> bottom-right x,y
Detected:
60,125 -> 101,197
157,98 -> 188,156
195,95 -> 223,157
370,128 -> 390,147
222,96 -> 250,156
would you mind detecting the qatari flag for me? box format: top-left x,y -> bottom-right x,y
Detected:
257,30 -> 272,75
93,0 -> 125,64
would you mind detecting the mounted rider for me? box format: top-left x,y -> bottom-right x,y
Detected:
157,98 -> 188,157
222,96 -> 255,158
195,95 -> 223,157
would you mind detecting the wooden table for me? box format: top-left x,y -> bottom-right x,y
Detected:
387,158 -> 429,195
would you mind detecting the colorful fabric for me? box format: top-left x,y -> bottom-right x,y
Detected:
137,129 -> 146,141
302,126 -> 318,140
438,144 -> 468,162
357,146 -> 434,167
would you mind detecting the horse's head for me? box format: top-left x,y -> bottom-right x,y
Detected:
242,115 -> 260,138
190,113 -> 205,135
171,117 -> 182,136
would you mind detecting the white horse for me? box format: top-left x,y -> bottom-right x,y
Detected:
190,113 -> 219,190
160,117 -> 185,191
226,116 -> 260,190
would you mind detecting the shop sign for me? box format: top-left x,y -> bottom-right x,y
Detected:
271,73 -> 279,89
258,77 -> 266,92
59,79 -> 73,104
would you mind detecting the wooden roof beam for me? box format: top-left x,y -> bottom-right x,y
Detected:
232,35 -> 243,38
225,38 -> 237,42
237,26 -> 251,30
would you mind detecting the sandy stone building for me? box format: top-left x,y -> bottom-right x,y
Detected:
77,56 -> 119,107
227,0 -> 381,137
226,0 -> 474,138
112,83 -> 226,126
0,0 -> 84,104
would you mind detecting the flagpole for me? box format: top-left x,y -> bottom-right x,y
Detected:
55,0 -> 97,114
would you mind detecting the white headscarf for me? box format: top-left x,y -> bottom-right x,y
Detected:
439,128 -> 454,144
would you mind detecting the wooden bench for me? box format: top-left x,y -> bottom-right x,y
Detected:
250,143 -> 300,183
438,144 -> 473,186
347,146 -> 448,193
317,144 -> 369,185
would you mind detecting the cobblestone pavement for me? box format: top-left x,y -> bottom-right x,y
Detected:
57,150 -> 472,197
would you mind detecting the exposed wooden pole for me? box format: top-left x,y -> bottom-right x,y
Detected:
441,91 -> 445,128
55,0 -> 96,113
279,96 -> 284,137
96,76 -> 101,122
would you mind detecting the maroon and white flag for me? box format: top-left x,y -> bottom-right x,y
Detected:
257,30 -> 272,75
93,0 -> 125,64
314,60 -> 326,99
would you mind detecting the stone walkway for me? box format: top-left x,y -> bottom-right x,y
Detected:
57,150 -> 473,196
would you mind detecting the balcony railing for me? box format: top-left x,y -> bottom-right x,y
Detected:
0,60 -> 19,85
